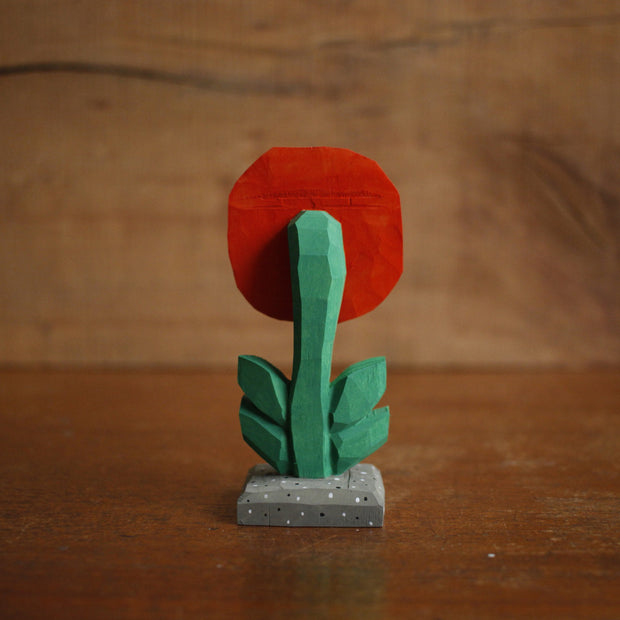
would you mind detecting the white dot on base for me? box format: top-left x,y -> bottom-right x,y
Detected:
264,494 -> 268,499
286,520 -> 290,525
369,521 -> 373,526
355,497 -> 360,503
342,512 -> 346,517
328,492 -> 333,499
488,553 -> 496,558
248,509 -> 252,514
296,496 -> 301,501
301,512 -> 305,516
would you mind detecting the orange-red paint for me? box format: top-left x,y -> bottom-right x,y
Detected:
228,147 -> 402,322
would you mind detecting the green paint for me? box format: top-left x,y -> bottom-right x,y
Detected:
237,210 -> 389,478
239,397 -> 291,474
238,355 -> 289,427
330,357 -> 387,431
288,211 -> 346,477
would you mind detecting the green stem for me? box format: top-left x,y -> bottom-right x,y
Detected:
287,211 -> 346,478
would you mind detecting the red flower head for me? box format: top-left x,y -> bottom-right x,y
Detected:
228,147 -> 403,321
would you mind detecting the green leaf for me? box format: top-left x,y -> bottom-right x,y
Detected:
331,406 -> 390,474
330,357 -> 386,430
238,355 -> 289,427
239,397 -> 291,475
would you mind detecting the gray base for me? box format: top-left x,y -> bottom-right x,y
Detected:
237,463 -> 385,527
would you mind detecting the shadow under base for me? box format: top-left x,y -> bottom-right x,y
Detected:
237,463 -> 385,527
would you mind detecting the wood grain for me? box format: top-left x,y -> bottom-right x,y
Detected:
0,2 -> 619,367
0,369 -> 618,618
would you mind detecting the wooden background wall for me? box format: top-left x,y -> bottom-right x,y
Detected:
1,1 -> 619,368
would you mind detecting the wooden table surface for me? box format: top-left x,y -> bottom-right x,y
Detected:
1,369 -> 618,619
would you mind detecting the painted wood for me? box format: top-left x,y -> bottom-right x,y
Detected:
238,396 -> 290,475
228,147 -> 402,322
288,211 -> 346,477
236,210 -> 390,478
237,463 -> 385,527
331,357 -> 387,430
237,355 -> 289,427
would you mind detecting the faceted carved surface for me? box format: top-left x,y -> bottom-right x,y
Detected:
228,147 -> 402,322
237,463 -> 385,527
288,211 -> 345,478
236,211 -> 390,479
231,149 -> 397,482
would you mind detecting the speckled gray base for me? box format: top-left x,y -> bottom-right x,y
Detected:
237,463 -> 385,527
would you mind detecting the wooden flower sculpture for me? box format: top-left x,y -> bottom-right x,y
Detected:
229,147 -> 402,478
